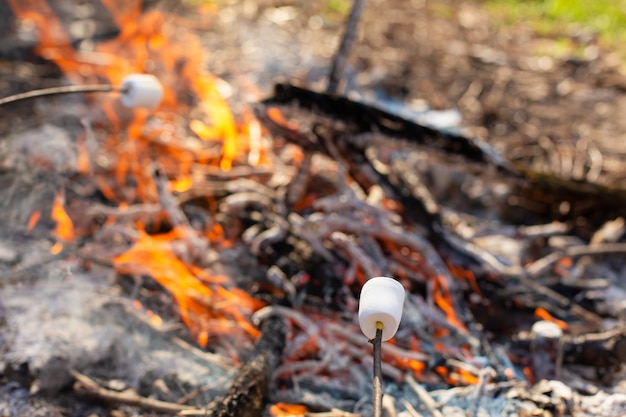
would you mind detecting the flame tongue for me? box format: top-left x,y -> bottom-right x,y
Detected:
50,189 -> 75,254
112,228 -> 262,347
7,0 -> 267,349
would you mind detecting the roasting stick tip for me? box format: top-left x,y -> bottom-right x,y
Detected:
358,277 -> 405,417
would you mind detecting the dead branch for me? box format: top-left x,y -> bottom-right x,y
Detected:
72,370 -> 197,414
512,327 -> 626,369
200,315 -> 287,417
405,374 -> 444,417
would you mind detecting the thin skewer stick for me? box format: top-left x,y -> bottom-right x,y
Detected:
0,74 -> 163,109
327,0 -> 367,94
372,321 -> 383,417
0,84 -> 118,106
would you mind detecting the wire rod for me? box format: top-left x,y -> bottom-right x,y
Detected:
327,0 -> 367,94
372,321 -> 383,417
0,84 -> 117,106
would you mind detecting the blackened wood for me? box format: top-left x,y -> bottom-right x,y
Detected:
513,327 -> 626,370
255,83 -> 500,271
258,83 -> 512,171
564,328 -> 626,369
256,83 -> 626,236
205,316 -> 286,417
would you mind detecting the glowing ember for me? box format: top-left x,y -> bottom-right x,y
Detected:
51,189 -> 74,243
26,210 -> 41,232
269,402 -> 307,417
132,299 -> 164,327
534,307 -> 568,330
433,275 -> 466,331
112,228 -> 262,346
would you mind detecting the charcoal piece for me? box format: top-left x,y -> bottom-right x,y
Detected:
205,316 -> 286,417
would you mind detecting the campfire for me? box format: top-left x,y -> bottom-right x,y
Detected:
1,1 -> 626,416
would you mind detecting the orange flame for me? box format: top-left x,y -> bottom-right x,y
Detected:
27,210 -> 41,232
269,403 -> 307,417
6,0 -> 78,76
534,307 -> 568,330
7,0 -> 271,346
433,275 -> 466,331
8,0 -> 260,199
112,228 -> 262,346
76,133 -> 91,175
51,189 -> 75,243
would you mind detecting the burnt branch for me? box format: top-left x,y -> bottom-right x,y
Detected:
202,316 -> 287,417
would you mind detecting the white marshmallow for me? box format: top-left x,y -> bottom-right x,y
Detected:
120,74 -> 163,109
358,277 -> 405,341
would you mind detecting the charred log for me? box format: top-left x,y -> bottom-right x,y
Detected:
256,83 -> 626,237
204,316 -> 286,417
258,83 -> 510,170
512,327 -> 626,371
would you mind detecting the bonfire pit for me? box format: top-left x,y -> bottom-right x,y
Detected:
1,1 -> 626,416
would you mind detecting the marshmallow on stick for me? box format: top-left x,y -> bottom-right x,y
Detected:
120,74 -> 164,109
358,277 -> 405,341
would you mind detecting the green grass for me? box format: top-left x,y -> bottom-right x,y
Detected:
325,0 -> 351,15
485,0 -> 626,60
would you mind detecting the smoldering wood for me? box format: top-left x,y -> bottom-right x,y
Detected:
256,83 -> 626,238
255,84 -> 519,279
512,327 -> 626,370
257,84 -> 508,168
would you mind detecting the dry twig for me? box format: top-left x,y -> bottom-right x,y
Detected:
72,370 -> 197,414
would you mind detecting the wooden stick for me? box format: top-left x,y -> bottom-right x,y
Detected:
0,84 -> 115,106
